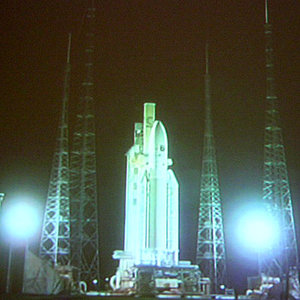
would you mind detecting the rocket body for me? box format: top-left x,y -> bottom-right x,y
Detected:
112,103 -> 179,287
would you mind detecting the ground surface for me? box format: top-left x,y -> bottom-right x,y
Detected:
0,294 -> 252,300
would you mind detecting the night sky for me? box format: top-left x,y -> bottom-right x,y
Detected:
0,0 -> 299,292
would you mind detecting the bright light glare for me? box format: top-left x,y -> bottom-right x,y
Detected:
2,202 -> 39,240
237,209 -> 279,251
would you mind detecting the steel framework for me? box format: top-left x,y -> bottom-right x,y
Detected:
39,35 -> 72,266
260,1 -> 298,277
196,44 -> 226,293
69,2 -> 100,286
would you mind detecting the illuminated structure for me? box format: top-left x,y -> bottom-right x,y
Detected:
40,35 -> 72,266
260,0 -> 298,277
110,103 -> 209,295
112,103 -> 181,289
0,193 -> 4,208
196,44 -> 226,292
69,2 -> 100,285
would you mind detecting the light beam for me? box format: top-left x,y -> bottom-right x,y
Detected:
237,207 -> 279,252
2,201 -> 39,241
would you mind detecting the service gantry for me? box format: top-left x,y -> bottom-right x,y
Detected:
260,0 -> 298,277
40,34 -> 72,266
69,1 -> 100,286
196,44 -> 227,293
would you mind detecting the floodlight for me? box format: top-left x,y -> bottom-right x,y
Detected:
2,201 -> 39,240
237,208 -> 279,252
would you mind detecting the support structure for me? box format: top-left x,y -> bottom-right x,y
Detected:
260,0 -> 298,277
69,1 -> 100,286
39,34 -> 72,266
196,44 -> 226,293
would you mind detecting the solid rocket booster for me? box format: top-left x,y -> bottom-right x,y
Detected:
113,103 -> 179,286
149,119 -> 168,250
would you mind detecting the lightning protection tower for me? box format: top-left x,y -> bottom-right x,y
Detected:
260,0 -> 298,277
70,1 -> 100,286
40,34 -> 72,266
196,44 -> 227,293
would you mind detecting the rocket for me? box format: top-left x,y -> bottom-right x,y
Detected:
112,103 -> 179,289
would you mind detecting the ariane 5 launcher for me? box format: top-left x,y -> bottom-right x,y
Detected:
111,103 -> 203,295
112,103 -> 179,282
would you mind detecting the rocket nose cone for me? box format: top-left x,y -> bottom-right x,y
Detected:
155,122 -> 167,150
149,121 -> 168,154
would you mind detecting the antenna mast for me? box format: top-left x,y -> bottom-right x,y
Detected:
40,34 -> 72,266
70,0 -> 100,287
196,42 -> 227,293
260,0 -> 298,277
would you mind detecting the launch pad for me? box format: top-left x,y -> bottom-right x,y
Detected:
130,264 -> 209,296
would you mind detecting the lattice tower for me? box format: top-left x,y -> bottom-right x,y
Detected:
39,34 -> 72,266
260,0 -> 298,277
196,44 -> 227,292
69,1 -> 100,286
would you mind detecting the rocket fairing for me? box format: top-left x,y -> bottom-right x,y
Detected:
112,103 -> 179,289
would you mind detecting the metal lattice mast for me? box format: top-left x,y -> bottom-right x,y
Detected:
260,0 -> 298,277
70,1 -> 100,285
39,34 -> 72,266
196,44 -> 226,292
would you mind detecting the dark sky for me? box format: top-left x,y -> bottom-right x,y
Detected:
0,0 -> 299,291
